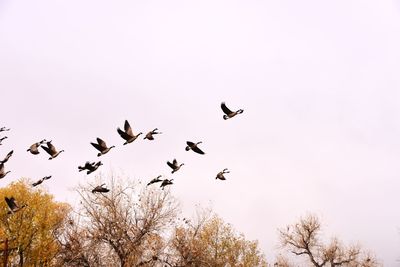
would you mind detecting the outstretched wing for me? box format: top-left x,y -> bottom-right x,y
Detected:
5,197 -> 17,210
192,146 -> 205,155
117,128 -> 131,140
91,142 -> 103,152
96,138 -> 107,149
124,120 -> 133,136
47,143 -> 57,154
1,150 -> 13,163
167,161 -> 175,169
221,102 -> 233,115
186,141 -> 195,147
41,145 -> 53,155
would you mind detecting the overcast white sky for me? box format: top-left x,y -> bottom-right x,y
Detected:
1,0 -> 400,264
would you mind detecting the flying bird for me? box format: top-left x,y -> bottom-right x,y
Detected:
167,159 -> 184,174
216,168 -> 230,180
117,120 -> 142,145
32,175 -> 52,187
160,179 -> 173,190
78,161 -> 103,174
144,128 -> 162,140
0,136 -> 7,145
27,139 -> 47,155
0,150 -> 13,163
220,102 -> 244,120
91,138 -> 115,156
185,141 -> 205,155
0,163 -> 10,179
147,175 -> 163,186
5,197 -> 26,214
0,127 -> 10,132
41,141 -> 64,160
92,184 -> 110,193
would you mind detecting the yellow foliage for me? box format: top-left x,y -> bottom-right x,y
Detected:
0,179 -> 70,266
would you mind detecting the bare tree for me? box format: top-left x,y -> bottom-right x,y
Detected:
278,214 -> 379,267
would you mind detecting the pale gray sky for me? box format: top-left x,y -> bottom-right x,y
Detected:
1,0 -> 400,264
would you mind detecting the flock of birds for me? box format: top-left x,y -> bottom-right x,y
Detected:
0,103 -> 244,214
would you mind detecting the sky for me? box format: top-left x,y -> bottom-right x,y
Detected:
1,0 -> 400,264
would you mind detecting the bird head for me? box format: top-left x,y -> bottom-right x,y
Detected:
223,115 -> 229,120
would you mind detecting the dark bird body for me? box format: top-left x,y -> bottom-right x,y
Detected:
216,168 -> 230,180
147,175 -> 163,186
27,139 -> 46,155
0,127 -> 10,132
144,128 -> 162,140
117,120 -> 142,145
78,161 -> 103,174
167,159 -> 184,174
92,184 -> 110,193
41,141 -> 64,160
0,163 -> 10,179
5,197 -> 26,214
185,141 -> 205,154
160,179 -> 173,189
221,102 -> 244,120
32,176 -> 52,187
91,138 -> 115,156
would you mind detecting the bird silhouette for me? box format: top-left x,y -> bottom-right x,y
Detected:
147,175 -> 163,186
0,150 -> 13,164
0,163 -> 10,179
216,168 -> 230,180
160,179 -> 173,190
27,139 -> 47,155
144,128 -> 162,140
0,136 -> 7,145
5,197 -> 27,214
32,175 -> 52,187
91,138 -> 115,156
167,159 -> 184,174
117,120 -> 142,145
41,141 -> 64,160
185,141 -> 205,154
92,184 -> 110,193
221,102 -> 244,120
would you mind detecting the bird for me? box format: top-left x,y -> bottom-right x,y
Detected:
160,179 -> 173,190
41,141 -> 64,160
0,136 -> 7,145
32,175 -> 52,187
5,197 -> 26,214
0,127 -> 10,132
216,168 -> 230,180
91,138 -> 115,156
27,139 -> 47,155
167,159 -> 184,174
92,184 -> 110,193
144,128 -> 162,140
185,141 -> 205,155
0,150 -> 13,163
221,102 -> 244,120
78,161 -> 103,175
0,163 -> 10,179
147,175 -> 163,186
117,120 -> 142,145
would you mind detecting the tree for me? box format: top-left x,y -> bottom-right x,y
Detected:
0,180 -> 70,266
278,214 -> 379,267
56,175 -> 179,266
170,210 -> 268,267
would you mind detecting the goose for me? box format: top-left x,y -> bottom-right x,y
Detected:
78,161 -> 103,174
0,136 -> 7,145
5,197 -> 27,214
0,150 -> 13,163
0,163 -> 10,179
92,184 -> 110,193
216,168 -> 230,180
160,179 -> 173,190
221,102 -> 244,120
27,139 -> 46,155
91,138 -> 115,156
185,141 -> 205,155
144,128 -> 162,140
41,141 -> 64,160
32,175 -> 52,187
147,175 -> 163,186
167,159 -> 184,174
117,120 -> 142,145
0,127 -> 10,132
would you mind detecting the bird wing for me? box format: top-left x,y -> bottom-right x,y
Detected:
47,142 -> 57,154
43,175 -> 52,180
124,120 -> 134,136
186,141 -> 195,147
192,146 -> 205,154
117,128 -> 131,140
173,159 -> 178,166
96,138 -> 107,148
167,161 -> 175,169
1,150 -> 13,163
29,143 -> 39,153
5,197 -> 17,210
0,163 -> 4,172
221,102 -> 233,115
41,145 -> 53,155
